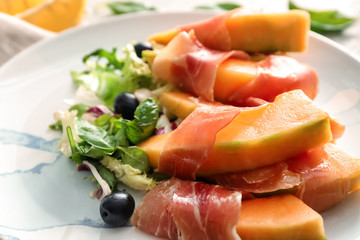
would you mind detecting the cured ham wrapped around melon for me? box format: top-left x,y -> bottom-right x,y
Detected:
152,31 -> 318,105
212,143 -> 360,212
212,162 -> 302,199
152,30 -> 250,102
132,178 -> 326,240
148,8 -> 310,52
289,143 -> 360,212
131,178 -> 242,240
139,90 -> 332,177
158,103 -> 242,180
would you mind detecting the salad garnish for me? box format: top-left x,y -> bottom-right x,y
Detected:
50,42 -> 172,200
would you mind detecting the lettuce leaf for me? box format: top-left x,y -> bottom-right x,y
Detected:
100,156 -> 156,190
72,44 -> 152,108
124,98 -> 159,144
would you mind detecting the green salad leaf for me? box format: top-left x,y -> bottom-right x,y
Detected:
124,98 -> 159,144
100,156 -> 156,190
289,1 -> 356,33
134,98 -> 159,126
93,113 -> 112,127
195,2 -> 241,11
83,48 -> 123,69
90,160 -> 118,191
53,40 -> 162,193
71,44 -> 152,109
66,126 -> 83,164
69,104 -> 90,117
76,141 -> 105,159
49,104 -> 90,131
49,120 -> 62,131
64,97 -> 158,164
117,146 -> 150,173
110,119 -> 129,147
76,119 -> 117,155
107,1 -> 156,15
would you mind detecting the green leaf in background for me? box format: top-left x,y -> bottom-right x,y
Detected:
216,3 -> 241,10
289,1 -> 356,33
107,1 -> 156,15
195,2 -> 241,11
117,146 -> 150,173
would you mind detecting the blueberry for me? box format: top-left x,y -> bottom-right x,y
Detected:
134,42 -> 153,58
100,191 -> 135,227
114,93 -> 139,120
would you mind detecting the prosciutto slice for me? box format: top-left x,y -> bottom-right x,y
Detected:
228,55 -> 318,106
158,104 -> 242,180
178,8 -> 254,51
213,162 -> 302,199
212,143 -> 360,212
152,31 -> 249,102
131,178 -> 242,240
288,143 -> 360,212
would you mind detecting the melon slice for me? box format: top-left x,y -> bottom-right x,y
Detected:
159,92 -> 199,119
140,90 -> 332,175
226,10 -> 310,52
214,58 -> 258,102
148,9 -> 310,52
160,91 -> 344,139
237,194 -> 326,240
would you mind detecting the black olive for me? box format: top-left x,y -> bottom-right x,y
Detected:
114,93 -> 139,120
100,191 -> 135,227
134,42 -> 153,58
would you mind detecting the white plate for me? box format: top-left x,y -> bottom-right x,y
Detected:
1,12 -> 360,240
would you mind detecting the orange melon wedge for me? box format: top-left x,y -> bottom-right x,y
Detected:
140,90 -> 332,175
159,91 -> 344,139
148,10 -> 310,52
237,194 -> 326,240
226,10 -> 310,52
214,58 -> 258,102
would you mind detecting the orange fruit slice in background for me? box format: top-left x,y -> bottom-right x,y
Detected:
16,0 -> 86,32
0,0 -> 44,15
